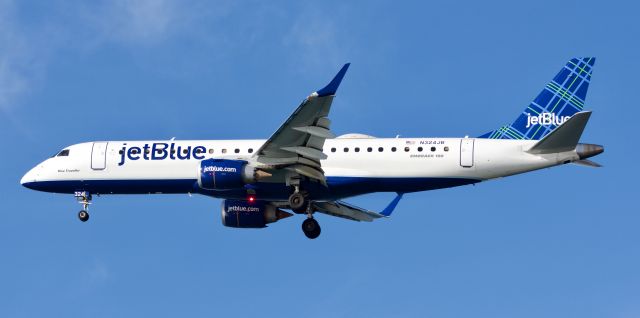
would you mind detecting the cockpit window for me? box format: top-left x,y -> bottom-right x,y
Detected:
57,149 -> 70,157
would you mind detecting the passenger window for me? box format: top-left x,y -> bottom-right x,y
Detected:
367,147 -> 373,152
444,146 -> 449,152
344,147 -> 349,152
234,148 -> 240,154
404,147 -> 410,152
222,149 -> 227,154
355,147 -> 360,152
431,146 -> 436,152
418,147 -> 423,152
378,147 -> 384,152
209,149 -> 214,154
391,147 -> 397,152
132,149 -> 139,154
156,149 -> 163,154
118,150 -> 123,155
331,147 -> 336,153
248,148 -> 253,153
145,149 -> 150,154
195,148 -> 203,154
182,149 -> 188,154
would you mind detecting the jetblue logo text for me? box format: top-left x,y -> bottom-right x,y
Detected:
228,206 -> 260,213
118,143 -> 206,166
525,112 -> 571,128
203,166 -> 237,173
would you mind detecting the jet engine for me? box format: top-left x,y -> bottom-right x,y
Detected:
198,159 -> 270,190
221,199 -> 292,228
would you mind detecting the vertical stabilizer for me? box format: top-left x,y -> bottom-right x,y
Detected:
480,57 -> 595,140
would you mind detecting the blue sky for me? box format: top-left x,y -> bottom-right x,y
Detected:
1,0 -> 638,317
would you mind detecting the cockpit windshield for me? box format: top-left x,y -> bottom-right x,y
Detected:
56,149 -> 70,157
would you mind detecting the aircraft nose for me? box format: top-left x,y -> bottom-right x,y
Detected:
20,166 -> 38,188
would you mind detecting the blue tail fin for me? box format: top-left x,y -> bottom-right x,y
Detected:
479,57 -> 595,140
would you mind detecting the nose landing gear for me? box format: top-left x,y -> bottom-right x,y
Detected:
74,191 -> 92,222
78,210 -> 89,222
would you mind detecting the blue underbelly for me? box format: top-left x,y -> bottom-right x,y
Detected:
23,177 -> 480,200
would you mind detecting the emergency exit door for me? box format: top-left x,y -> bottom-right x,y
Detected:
460,139 -> 474,168
91,142 -> 108,170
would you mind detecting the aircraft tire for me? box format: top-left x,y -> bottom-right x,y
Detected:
289,192 -> 306,212
302,218 -> 321,239
78,210 -> 90,222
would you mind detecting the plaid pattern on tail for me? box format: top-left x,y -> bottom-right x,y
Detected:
479,57 -> 595,140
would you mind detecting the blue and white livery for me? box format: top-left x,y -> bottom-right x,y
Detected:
21,58 -> 604,239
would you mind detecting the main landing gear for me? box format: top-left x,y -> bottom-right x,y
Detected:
288,192 -> 307,213
302,217 -> 321,239
75,191 -> 92,222
289,186 -> 321,239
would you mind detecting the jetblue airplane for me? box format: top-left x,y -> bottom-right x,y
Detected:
21,58 -> 603,239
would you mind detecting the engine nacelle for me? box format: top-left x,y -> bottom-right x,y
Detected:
221,200 -> 293,228
198,159 -> 255,190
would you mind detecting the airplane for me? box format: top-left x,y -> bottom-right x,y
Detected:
20,57 -> 604,239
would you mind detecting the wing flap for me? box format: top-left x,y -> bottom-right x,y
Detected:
292,126 -> 336,139
281,146 -> 328,161
256,156 -> 322,169
313,201 -> 381,222
286,164 -> 326,185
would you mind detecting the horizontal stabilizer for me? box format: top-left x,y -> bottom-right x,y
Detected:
528,111 -> 592,154
572,159 -> 602,168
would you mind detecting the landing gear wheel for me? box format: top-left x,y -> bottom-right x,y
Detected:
78,210 -> 90,222
302,218 -> 321,239
289,192 -> 307,213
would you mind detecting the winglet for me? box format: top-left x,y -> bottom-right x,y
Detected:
316,63 -> 351,97
381,193 -> 404,217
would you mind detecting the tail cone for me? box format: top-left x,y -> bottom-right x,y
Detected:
576,143 -> 604,160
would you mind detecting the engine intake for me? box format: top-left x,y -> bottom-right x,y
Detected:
198,159 -> 256,190
221,200 -> 292,228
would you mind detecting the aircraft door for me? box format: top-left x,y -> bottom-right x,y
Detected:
460,139 -> 474,168
91,142 -> 108,170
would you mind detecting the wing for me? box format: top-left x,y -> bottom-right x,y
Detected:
253,64 -> 350,185
313,194 -> 404,222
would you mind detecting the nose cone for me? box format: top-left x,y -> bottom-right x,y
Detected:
20,167 -> 38,189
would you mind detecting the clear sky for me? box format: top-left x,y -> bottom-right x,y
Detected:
1,0 -> 638,317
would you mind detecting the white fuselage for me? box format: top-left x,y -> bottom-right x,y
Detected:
21,136 -> 579,201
